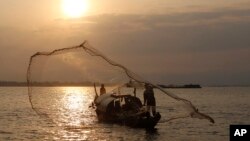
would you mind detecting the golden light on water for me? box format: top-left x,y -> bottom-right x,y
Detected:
65,88 -> 84,110
60,87 -> 94,127
62,0 -> 88,18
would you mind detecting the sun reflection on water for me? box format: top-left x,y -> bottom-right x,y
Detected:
39,87 -> 107,140
58,87 -> 95,127
64,87 -> 84,110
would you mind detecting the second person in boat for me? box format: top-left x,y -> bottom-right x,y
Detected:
100,84 -> 106,95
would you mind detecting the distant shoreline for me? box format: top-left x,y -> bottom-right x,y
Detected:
0,81 -> 97,87
0,81 -> 249,88
1,81 -> 202,88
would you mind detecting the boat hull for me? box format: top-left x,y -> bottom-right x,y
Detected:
95,93 -> 161,128
96,109 -> 161,128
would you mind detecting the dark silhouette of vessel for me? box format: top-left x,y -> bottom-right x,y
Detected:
94,93 -> 161,128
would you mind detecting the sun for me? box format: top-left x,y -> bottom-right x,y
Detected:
62,0 -> 88,18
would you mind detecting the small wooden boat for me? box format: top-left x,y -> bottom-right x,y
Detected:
94,93 -> 161,128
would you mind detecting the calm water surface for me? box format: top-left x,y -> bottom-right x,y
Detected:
0,87 -> 250,141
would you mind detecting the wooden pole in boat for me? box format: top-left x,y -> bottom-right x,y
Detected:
133,87 -> 136,97
94,83 -> 98,96
93,83 -> 98,103
90,83 -> 99,108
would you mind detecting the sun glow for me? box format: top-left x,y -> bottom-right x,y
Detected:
62,0 -> 88,18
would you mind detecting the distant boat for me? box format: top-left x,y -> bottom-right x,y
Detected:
94,93 -> 161,128
157,84 -> 202,88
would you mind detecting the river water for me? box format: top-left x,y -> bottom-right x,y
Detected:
0,87 -> 249,141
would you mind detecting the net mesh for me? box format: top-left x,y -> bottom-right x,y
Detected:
26,41 -> 214,126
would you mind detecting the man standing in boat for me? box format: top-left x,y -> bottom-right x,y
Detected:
143,83 -> 156,116
100,84 -> 106,95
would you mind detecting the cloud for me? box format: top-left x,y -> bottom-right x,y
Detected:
1,6 -> 250,85
59,7 -> 250,58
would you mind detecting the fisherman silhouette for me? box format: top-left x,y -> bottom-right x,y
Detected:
143,83 -> 156,116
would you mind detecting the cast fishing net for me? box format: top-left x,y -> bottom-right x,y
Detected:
27,41 -> 214,127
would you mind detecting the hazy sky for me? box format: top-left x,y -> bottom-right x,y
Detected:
0,0 -> 250,85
